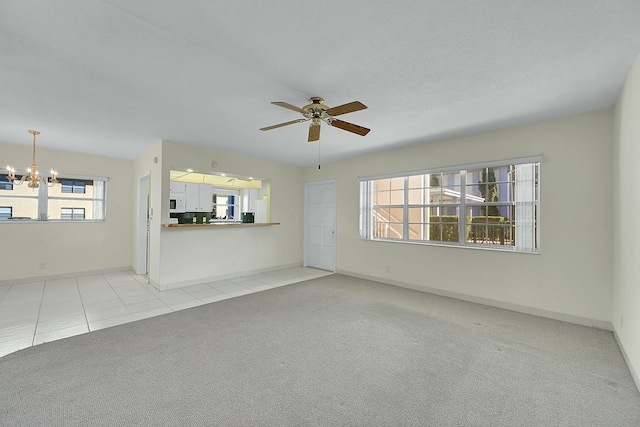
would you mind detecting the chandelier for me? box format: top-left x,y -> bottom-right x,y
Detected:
6,130 -> 58,188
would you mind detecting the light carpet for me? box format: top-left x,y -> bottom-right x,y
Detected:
1,274 -> 639,426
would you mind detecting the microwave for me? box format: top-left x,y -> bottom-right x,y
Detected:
169,196 -> 185,213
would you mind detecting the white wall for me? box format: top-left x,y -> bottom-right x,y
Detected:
304,110 -> 614,325
612,53 -> 640,388
0,142 -> 134,282
144,140 -> 304,289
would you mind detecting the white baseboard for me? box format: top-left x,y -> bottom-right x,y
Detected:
0,266 -> 133,287
613,329 -> 640,393
156,262 -> 303,291
338,269 -> 613,331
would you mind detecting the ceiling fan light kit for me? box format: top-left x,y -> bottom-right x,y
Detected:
260,97 -> 370,142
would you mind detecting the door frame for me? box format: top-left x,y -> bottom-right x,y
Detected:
303,179 -> 337,272
136,171 -> 151,276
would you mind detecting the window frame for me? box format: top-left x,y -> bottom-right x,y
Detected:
359,157 -> 541,253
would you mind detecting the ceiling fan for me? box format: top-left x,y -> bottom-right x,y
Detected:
260,97 -> 370,142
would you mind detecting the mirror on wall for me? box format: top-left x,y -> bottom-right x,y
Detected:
169,170 -> 269,224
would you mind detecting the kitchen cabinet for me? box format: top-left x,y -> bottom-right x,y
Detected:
255,199 -> 267,223
242,188 -> 260,213
185,183 -> 213,212
169,181 -> 187,213
170,181 -> 186,194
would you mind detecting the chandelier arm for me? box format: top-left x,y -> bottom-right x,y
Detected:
18,174 -> 27,185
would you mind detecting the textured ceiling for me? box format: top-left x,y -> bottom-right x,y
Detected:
1,1 -> 640,166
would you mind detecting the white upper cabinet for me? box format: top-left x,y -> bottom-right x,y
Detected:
169,181 -> 186,194
242,188 -> 260,212
185,183 -> 213,212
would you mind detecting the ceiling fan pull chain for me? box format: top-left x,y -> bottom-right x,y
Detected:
318,139 -> 321,170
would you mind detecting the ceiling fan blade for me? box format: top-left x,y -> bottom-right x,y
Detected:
325,101 -> 367,117
308,122 -> 321,142
260,118 -> 307,131
271,101 -> 305,113
329,119 -> 370,136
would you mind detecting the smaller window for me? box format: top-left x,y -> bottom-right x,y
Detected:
61,181 -> 86,194
212,192 -> 239,220
0,176 -> 13,191
0,206 -> 12,220
61,207 -> 85,220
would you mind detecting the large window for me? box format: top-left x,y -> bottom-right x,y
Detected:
360,158 -> 540,253
0,172 -> 107,221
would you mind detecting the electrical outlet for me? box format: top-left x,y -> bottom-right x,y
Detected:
386,265 -> 390,273
39,262 -> 46,270
232,259 -> 236,267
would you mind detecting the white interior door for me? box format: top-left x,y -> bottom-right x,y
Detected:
305,181 -> 336,272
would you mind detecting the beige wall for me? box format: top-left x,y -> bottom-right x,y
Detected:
0,142 -> 134,281
613,53 -> 640,387
142,140 -> 304,289
304,109 -> 614,324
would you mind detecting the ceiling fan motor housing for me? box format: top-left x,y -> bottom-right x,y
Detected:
303,97 -> 329,120
259,97 -> 369,142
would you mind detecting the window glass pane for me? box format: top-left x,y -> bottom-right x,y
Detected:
441,223 -> 458,242
374,223 -> 389,238
374,191 -> 390,206
408,189 -> 423,204
0,176 -> 13,191
0,173 -> 39,220
61,207 -> 85,220
48,178 -> 105,220
375,179 -> 390,191
427,223 -> 441,241
441,172 -> 460,187
389,190 -> 404,205
0,206 -> 12,220
440,186 -> 462,203
389,207 -> 403,222
408,207 -> 424,223
408,223 -> 423,240
389,223 -> 403,239
468,215 -> 504,243
373,207 -> 389,221
390,177 -> 404,190
407,175 -> 423,189
61,180 -> 88,194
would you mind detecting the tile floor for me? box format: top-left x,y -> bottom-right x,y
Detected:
0,266 -> 332,358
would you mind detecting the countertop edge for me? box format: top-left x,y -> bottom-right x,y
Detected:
163,222 -> 280,228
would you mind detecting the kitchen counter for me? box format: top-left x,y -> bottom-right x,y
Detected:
163,222 -> 280,228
